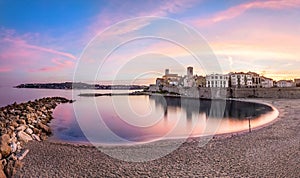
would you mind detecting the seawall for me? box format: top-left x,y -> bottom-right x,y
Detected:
149,85 -> 300,99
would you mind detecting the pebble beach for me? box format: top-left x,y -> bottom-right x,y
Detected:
11,98 -> 300,177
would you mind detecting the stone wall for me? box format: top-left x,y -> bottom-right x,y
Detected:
150,85 -> 300,99
230,87 -> 300,99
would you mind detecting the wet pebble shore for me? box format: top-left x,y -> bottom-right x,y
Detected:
0,97 -> 73,177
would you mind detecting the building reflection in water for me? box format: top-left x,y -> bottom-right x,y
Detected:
149,95 -> 273,120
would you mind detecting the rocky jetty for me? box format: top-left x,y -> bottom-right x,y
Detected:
0,97 -> 73,177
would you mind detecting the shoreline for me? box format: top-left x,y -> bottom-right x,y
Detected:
14,98 -> 300,177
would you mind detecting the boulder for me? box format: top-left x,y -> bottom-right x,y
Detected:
0,144 -> 11,158
28,124 -> 34,129
40,134 -> 48,141
0,134 -> 10,144
17,131 -> 32,143
10,142 -> 17,153
31,134 -> 41,141
4,160 -> 14,177
16,125 -> 27,132
25,128 -> 33,135
10,121 -> 18,128
16,119 -> 26,125
33,128 -> 41,135
0,170 -> 5,178
0,134 -> 11,158
37,122 -> 51,134
17,149 -> 29,161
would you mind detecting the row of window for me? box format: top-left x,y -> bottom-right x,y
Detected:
209,76 -> 229,80
207,81 -> 227,85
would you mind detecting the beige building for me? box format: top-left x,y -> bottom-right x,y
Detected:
261,76 -> 274,88
230,72 -> 253,88
162,69 -> 181,86
195,75 -> 206,87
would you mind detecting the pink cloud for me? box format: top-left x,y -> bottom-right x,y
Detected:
193,0 -> 300,26
0,66 -> 12,73
0,28 -> 76,78
33,58 -> 75,72
2,38 -> 76,60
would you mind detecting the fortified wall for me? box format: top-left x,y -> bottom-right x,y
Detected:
148,85 -> 300,99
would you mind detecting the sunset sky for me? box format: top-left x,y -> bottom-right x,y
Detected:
1,0 -> 300,85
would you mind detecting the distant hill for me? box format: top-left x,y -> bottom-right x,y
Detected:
15,82 -> 147,90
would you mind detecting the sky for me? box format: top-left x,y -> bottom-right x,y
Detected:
0,0 -> 300,85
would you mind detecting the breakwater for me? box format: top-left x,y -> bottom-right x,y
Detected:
0,97 -> 73,177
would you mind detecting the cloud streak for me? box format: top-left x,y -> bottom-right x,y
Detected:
193,0 -> 300,26
2,38 -> 77,60
34,58 -> 74,72
0,66 -> 12,73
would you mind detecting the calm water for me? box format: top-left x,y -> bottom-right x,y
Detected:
0,86 -> 278,145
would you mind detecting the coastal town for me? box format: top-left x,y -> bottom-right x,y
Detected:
152,66 -> 300,89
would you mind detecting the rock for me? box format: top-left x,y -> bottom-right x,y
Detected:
17,149 -> 29,161
0,134 -> 11,158
31,134 -> 41,141
0,134 -> 10,144
10,142 -> 17,153
26,106 -> 34,112
4,159 -> 22,177
33,128 -> 41,135
4,160 -> 14,177
8,154 -> 17,161
16,119 -> 26,125
17,131 -> 32,143
16,125 -> 27,132
25,128 -> 33,135
0,164 -> 6,178
10,121 -> 18,128
0,128 -> 7,135
40,134 -> 48,141
28,124 -> 34,129
37,122 -> 51,134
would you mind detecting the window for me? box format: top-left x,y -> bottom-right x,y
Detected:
220,76 -> 223,79
215,76 -> 218,79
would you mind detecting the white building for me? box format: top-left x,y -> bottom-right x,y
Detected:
230,72 -> 253,88
277,80 -> 294,87
261,77 -> 273,88
206,74 -> 229,88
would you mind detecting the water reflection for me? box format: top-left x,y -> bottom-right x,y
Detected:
149,95 -> 273,120
53,95 -> 277,144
